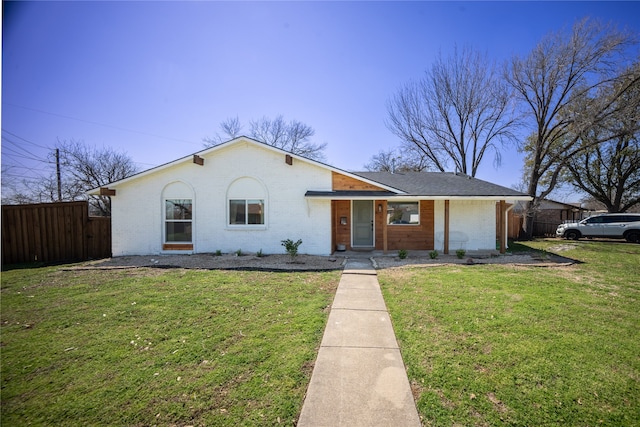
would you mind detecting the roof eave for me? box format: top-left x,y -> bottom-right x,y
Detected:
305,193 -> 533,201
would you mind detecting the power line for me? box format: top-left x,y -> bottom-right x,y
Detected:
2,103 -> 202,146
1,128 -> 52,150
1,143 -> 52,164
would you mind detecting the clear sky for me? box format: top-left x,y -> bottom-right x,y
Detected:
2,1 -> 640,198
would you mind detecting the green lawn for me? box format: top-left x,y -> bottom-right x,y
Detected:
379,240 -> 640,426
1,267 -> 341,426
3,241 -> 639,426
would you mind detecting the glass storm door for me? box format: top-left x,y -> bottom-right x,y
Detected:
352,200 -> 374,247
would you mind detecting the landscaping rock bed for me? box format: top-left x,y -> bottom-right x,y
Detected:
80,250 -> 573,271
84,253 -> 347,271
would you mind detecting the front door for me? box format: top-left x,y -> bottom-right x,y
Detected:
352,200 -> 374,247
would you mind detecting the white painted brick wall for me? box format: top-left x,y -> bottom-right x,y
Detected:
434,200 -> 497,252
111,141 -> 333,256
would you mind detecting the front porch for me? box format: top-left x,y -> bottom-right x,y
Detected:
329,199 -> 512,255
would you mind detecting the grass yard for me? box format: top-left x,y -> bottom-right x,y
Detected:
1,266 -> 341,426
379,240 -> 640,426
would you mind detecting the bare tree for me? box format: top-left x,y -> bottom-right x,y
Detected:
202,116 -> 243,145
58,140 -> 138,215
363,147 -> 430,172
387,45 -> 518,177
1,140 -> 138,215
506,18 -> 637,238
563,67 -> 640,212
204,115 -> 327,161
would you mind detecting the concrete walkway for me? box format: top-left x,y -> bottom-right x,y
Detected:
297,259 -> 421,426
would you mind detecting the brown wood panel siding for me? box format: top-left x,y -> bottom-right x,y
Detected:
162,243 -> 194,251
1,201 -> 112,265
386,200 -> 434,250
332,172 -> 386,191
333,200 -> 351,250
374,200 -> 386,250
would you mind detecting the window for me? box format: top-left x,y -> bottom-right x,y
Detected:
229,199 -> 264,225
387,202 -> 419,225
165,199 -> 192,242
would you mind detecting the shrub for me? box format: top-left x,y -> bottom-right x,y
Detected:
456,249 -> 466,259
256,249 -> 263,257
281,239 -> 303,260
429,250 -> 439,259
398,249 -> 408,260
235,249 -> 243,256
215,250 -> 222,256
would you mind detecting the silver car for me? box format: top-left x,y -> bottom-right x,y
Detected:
556,213 -> 640,243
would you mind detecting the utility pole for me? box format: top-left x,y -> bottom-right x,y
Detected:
56,148 -> 62,201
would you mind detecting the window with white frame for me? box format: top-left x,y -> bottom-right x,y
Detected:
229,199 -> 264,225
165,199 -> 193,242
387,201 -> 419,225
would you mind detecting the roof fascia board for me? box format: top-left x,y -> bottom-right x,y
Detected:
305,194 -> 533,201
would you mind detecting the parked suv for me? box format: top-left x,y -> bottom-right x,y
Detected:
556,213 -> 640,243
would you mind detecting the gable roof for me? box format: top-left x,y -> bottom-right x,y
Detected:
88,136 -> 397,194
88,136 -> 531,201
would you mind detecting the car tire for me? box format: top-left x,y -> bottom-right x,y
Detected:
565,230 -> 580,240
625,231 -> 640,243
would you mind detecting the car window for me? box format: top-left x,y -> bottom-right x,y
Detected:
586,217 -> 603,224
603,216 -> 623,223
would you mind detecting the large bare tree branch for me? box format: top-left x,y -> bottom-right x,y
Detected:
204,115 -> 327,161
506,17 -> 637,237
387,46 -> 518,177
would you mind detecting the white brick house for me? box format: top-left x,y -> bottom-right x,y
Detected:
89,137 -> 531,256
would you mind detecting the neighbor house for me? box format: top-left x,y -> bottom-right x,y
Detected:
513,199 -> 594,236
89,137 -> 531,256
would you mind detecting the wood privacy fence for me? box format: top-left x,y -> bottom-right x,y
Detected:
496,205 -> 523,240
2,201 -> 111,265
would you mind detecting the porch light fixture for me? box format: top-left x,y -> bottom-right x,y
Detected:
378,203 -> 383,213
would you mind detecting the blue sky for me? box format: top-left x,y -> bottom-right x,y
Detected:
3,1 -> 640,198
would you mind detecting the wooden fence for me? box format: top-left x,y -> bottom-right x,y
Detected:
533,221 -> 561,237
496,205 -> 523,240
2,201 -> 111,265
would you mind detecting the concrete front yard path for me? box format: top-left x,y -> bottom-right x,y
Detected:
297,259 -> 421,426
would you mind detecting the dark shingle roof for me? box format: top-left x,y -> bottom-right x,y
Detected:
353,171 -> 528,197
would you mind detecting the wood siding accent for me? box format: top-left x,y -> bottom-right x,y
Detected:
193,154 -> 204,165
1,201 -> 112,265
333,200 -> 351,250
162,243 -> 194,251
385,200 -> 434,250
374,200 -> 386,250
373,200 -> 389,252
332,172 -> 386,191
